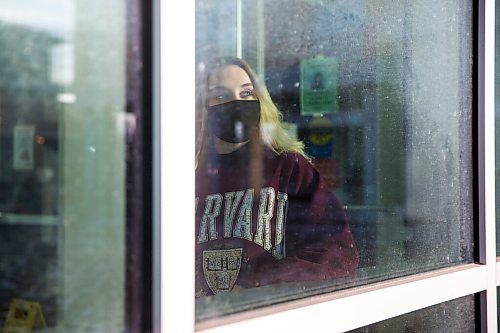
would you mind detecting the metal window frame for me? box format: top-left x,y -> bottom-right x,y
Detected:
125,0 -> 154,332
157,0 -> 497,331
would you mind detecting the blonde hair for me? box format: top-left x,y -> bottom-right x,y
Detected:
196,57 -> 309,166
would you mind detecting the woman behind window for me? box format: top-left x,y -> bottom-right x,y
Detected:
195,57 -> 359,296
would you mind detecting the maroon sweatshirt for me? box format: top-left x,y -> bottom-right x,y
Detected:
195,144 -> 359,296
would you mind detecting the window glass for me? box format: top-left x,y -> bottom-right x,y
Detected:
496,0 -> 500,255
0,0 -> 151,331
195,0 -> 473,319
349,295 -> 476,332
498,287 -> 500,328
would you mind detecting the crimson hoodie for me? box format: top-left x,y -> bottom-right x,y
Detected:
195,144 -> 359,296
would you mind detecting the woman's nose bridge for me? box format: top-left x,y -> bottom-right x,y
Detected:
231,89 -> 243,101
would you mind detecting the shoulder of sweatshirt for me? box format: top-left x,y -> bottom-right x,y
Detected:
269,151 -> 320,197
268,150 -> 313,170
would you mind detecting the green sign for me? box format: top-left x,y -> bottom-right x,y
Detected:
300,56 -> 339,115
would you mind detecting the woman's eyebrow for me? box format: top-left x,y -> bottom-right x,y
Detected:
208,83 -> 253,91
208,86 -> 229,91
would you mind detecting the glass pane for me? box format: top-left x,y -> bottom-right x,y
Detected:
497,287 -> 500,329
0,1 -> 151,331
349,295 -> 476,332
195,0 -> 473,320
496,0 -> 500,256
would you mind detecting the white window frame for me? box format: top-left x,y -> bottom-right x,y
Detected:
158,0 -> 498,331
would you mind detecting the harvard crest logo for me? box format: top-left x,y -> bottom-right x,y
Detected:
203,248 -> 243,294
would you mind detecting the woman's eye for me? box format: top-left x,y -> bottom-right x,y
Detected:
240,89 -> 255,98
210,92 -> 228,101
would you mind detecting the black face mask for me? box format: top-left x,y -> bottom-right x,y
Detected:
207,100 -> 260,143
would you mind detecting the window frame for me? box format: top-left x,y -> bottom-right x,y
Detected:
125,0 -> 155,331
157,0 -> 498,331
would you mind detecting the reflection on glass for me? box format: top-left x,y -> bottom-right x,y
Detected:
0,0 -> 137,331
349,294 -> 476,332
196,0 -> 473,320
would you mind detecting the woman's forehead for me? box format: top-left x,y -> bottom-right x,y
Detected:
208,65 -> 252,89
